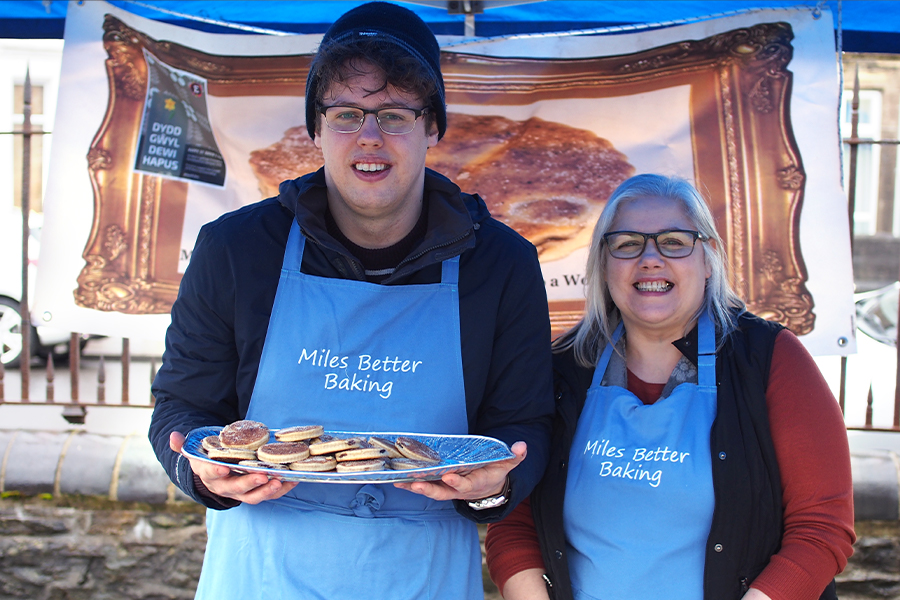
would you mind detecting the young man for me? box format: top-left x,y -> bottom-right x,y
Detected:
149,2 -> 554,598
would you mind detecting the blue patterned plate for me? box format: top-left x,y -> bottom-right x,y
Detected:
182,426 -> 514,484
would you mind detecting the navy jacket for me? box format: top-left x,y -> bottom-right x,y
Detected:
149,168 -> 555,521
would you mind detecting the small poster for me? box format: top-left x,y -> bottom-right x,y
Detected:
133,50 -> 226,186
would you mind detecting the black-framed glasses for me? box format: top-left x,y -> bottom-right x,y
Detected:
603,229 -> 707,259
319,105 -> 429,135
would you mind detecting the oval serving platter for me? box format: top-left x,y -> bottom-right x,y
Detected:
182,426 -> 514,484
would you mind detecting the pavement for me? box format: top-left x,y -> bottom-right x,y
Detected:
0,411 -> 187,504
847,430 -> 900,520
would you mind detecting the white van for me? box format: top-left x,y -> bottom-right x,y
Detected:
0,209 -> 73,367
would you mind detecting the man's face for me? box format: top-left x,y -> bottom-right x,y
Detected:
314,63 -> 438,246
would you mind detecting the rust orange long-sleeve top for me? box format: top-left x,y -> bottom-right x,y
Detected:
485,330 -> 856,600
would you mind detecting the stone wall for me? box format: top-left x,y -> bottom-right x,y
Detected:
0,497 -> 207,600
0,495 -> 896,600
838,521 -> 900,600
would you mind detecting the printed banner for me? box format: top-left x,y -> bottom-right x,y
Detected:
133,51 -> 226,186
35,0 -> 854,356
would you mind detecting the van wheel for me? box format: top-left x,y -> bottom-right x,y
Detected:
0,297 -> 38,369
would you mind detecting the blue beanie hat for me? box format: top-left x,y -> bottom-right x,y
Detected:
305,2 -> 447,140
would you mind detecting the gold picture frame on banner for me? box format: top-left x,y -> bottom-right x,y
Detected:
79,15 -> 812,337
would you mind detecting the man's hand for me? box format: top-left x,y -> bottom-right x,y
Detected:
393,441 -> 527,501
170,431 -> 298,505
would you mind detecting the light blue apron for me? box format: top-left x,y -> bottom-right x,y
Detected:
563,315 -> 718,600
195,222 -> 482,600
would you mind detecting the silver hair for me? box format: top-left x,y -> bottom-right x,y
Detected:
554,173 -> 745,367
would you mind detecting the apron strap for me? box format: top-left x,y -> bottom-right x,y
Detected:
589,321 -> 625,388
283,221 -> 305,272
441,255 -> 460,285
697,312 -> 717,391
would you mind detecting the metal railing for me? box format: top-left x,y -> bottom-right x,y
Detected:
0,335 -> 160,423
2,69 -> 161,423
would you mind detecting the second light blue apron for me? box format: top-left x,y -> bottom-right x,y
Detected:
563,314 -> 718,600
195,222 -> 482,600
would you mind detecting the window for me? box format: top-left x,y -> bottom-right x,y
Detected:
895,95 -> 900,237
13,82 -> 44,214
840,89 -> 883,237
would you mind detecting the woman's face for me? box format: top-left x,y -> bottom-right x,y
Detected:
605,195 -> 712,341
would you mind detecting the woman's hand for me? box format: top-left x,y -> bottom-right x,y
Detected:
393,441 -> 527,501
501,568 -> 551,600
170,431 -> 298,504
741,588 -> 772,600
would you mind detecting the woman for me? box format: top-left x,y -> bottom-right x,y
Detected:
485,174 -> 855,600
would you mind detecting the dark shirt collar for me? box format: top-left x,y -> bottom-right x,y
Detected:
324,203 -> 428,282
671,324 -> 700,367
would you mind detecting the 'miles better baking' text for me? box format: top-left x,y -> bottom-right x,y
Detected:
298,348 -> 423,399
581,438 -> 697,488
